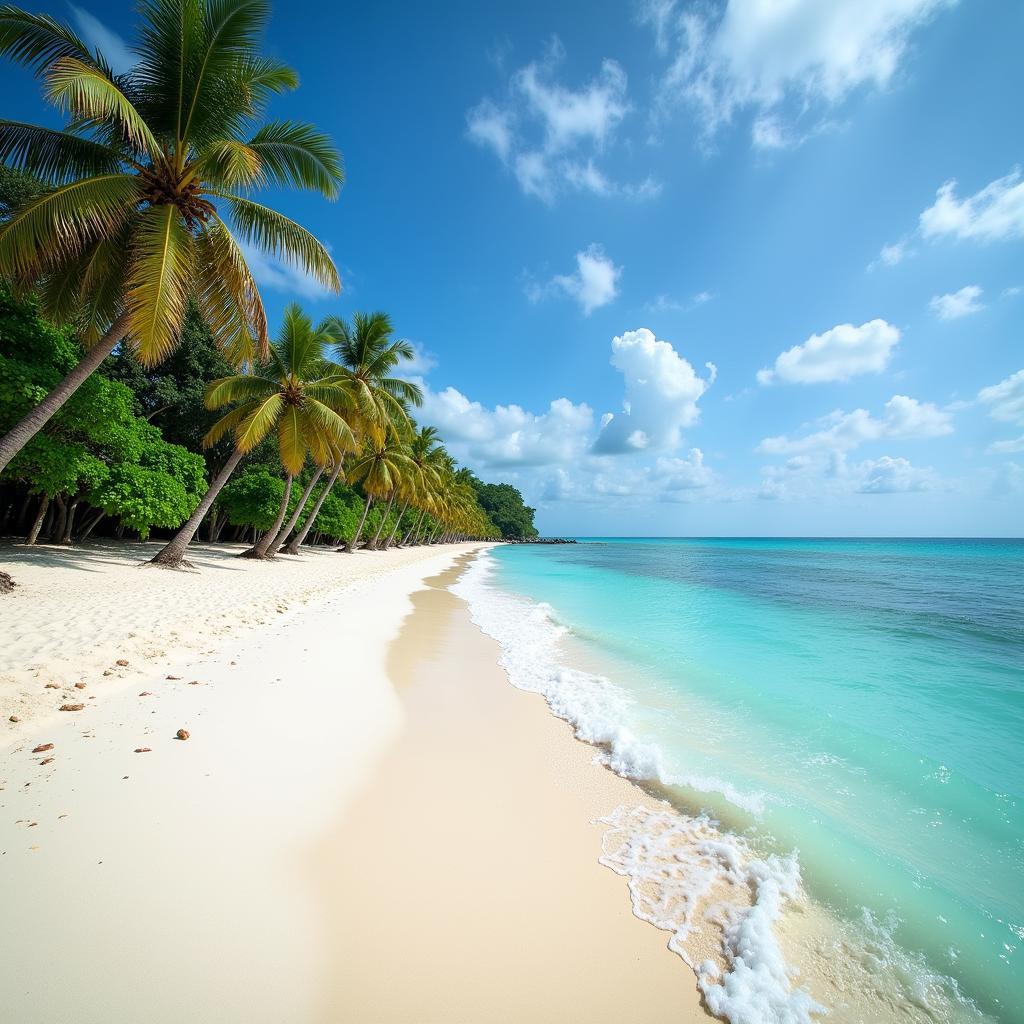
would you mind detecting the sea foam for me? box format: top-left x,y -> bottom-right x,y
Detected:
451,551 -> 823,1023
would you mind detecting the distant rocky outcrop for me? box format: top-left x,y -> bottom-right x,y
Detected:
503,537 -> 577,545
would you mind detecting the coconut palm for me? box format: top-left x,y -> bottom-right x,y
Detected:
343,432 -> 415,553
278,448 -> 344,555
153,303 -> 356,565
0,0 -> 343,474
385,424 -> 442,549
324,311 -> 422,443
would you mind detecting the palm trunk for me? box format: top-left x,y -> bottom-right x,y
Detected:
286,460 -> 343,555
402,507 -> 426,547
25,495 -> 49,545
368,492 -> 395,550
243,474 -> 292,559
0,314 -> 130,475
148,447 -> 246,568
60,498 -> 80,544
343,495 -> 373,553
269,468 -> 322,556
384,498 -> 410,550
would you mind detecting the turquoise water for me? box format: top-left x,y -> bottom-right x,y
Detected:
488,538 -> 1023,1022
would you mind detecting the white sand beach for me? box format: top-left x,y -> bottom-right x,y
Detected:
0,542 -> 709,1023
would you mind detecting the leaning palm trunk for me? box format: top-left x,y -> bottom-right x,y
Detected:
284,460 -> 343,554
368,493 -> 395,550
269,468 -> 322,556
0,314 -> 131,475
344,495 -> 374,553
243,475 -> 293,559
149,448 -> 246,568
402,507 -> 426,547
383,498 -> 410,550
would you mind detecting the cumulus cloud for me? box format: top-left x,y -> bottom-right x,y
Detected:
594,328 -> 715,453
527,244 -> 622,315
758,395 -> 954,454
978,369 -> 1024,426
930,285 -> 984,320
645,290 -> 713,313
465,38 -> 657,203
419,386 -> 594,468
855,455 -> 934,493
757,319 -> 899,385
657,448 -> 715,491
69,4 -> 135,75
642,0 -> 952,148
920,168 -> 1024,243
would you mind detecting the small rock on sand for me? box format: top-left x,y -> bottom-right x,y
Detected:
166,675 -> 181,680
176,729 -> 190,741
32,743 -> 54,753
138,691 -> 152,696
188,680 -> 201,685
59,703 -> 86,712
44,683 -> 59,689
40,757 -> 54,765
74,682 -> 87,689
9,715 -> 19,722
115,659 -> 129,667
134,747 -> 152,753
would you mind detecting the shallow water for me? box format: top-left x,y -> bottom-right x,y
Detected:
465,539 -> 1023,1022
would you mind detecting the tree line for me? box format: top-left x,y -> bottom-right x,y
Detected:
0,0 -> 538,569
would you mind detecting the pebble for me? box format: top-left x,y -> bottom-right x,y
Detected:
31,743 -> 54,754
59,703 -> 85,712
176,729 -> 190,741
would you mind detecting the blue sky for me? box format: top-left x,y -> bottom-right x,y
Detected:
3,0 -> 1023,535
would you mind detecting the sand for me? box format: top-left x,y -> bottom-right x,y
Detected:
0,541 -> 709,1023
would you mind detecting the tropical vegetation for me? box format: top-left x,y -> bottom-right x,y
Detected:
0,0 -> 535,569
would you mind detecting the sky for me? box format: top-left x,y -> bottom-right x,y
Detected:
3,0 -> 1023,536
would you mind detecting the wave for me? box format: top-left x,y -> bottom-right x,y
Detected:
450,551 -> 820,1023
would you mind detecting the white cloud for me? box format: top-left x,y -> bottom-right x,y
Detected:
920,168 -> 1024,243
528,244 -> 622,315
465,39 -> 658,203
930,285 -> 984,320
643,0 -> 952,148
758,394 -> 954,454
420,386 -> 594,469
868,239 -> 913,271
855,455 -> 934,493
239,242 -> 335,301
988,436 -> 1024,455
978,369 -> 1024,426
1002,285 -> 1022,299
594,328 -> 715,453
70,4 -> 135,75
403,342 -> 437,377
757,319 -> 900,385
466,99 -> 513,161
657,448 -> 715,491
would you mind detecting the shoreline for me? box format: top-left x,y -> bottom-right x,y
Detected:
0,540 -> 709,1023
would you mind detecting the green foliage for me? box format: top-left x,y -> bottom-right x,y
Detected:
298,482 -> 363,541
218,468 -> 286,532
469,477 -> 538,539
101,304 -> 236,460
0,163 -> 46,220
1,287 -> 206,538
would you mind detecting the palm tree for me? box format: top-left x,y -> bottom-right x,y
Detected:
384,424 -> 442,549
343,433 -> 415,553
0,0 -> 342,474
324,311 -> 422,443
153,304 -> 356,565
279,448 -> 343,555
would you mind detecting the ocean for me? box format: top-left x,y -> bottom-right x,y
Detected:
453,538 -> 1023,1024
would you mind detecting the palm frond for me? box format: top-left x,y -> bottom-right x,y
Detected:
277,403 -> 305,475
194,214 -> 268,362
45,57 -> 161,159
215,191 -> 340,292
0,121 -> 121,183
302,397 -> 357,453
203,372 -> 276,409
0,173 -> 141,283
235,390 -> 282,451
193,138 -> 261,188
123,203 -> 194,365
0,6 -> 108,77
203,401 -> 253,447
246,120 -> 343,198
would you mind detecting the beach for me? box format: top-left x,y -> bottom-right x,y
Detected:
0,541 -> 708,1023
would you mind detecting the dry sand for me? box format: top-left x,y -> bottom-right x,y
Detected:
0,541 -> 708,1023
